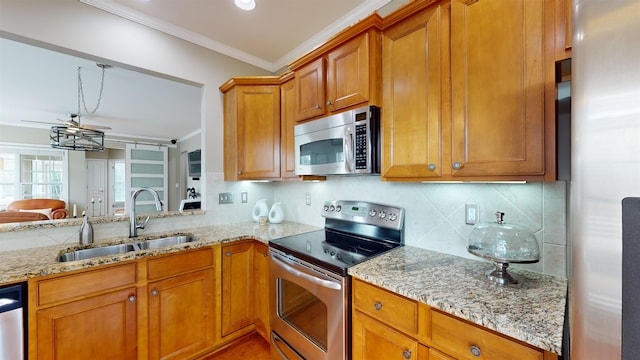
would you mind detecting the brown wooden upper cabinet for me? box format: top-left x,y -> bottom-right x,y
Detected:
289,16 -> 382,122
381,0 -> 558,181
221,77 -> 282,181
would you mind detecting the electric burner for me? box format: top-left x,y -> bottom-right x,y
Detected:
268,200 -> 404,276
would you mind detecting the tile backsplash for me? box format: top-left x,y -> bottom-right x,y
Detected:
0,173 -> 567,278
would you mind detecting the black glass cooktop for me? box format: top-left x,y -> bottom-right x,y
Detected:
269,228 -> 400,276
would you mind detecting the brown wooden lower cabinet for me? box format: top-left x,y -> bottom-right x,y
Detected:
352,278 -> 558,360
353,309 -> 427,360
35,286 -> 138,360
253,242 -> 270,341
29,247 -> 217,360
221,241 -> 255,338
148,268 -> 215,360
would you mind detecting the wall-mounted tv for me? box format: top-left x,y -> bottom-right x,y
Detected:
188,149 -> 201,179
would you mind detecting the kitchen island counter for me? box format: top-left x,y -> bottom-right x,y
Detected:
349,245 -> 566,355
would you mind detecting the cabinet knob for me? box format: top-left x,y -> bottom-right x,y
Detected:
428,163 -> 436,171
326,100 -> 333,106
315,104 -> 321,109
151,289 -> 158,296
453,162 -> 462,170
469,345 -> 481,357
226,252 -> 231,256
128,295 -> 136,302
402,349 -> 412,359
374,302 -> 382,311
237,170 -> 242,175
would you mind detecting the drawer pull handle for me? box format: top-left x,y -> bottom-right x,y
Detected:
151,289 -> 158,296
374,302 -> 382,311
402,349 -> 412,359
470,345 -> 481,357
128,295 -> 136,302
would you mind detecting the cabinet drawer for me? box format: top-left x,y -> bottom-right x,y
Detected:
147,247 -> 213,280
36,262 -> 137,306
431,310 -> 543,360
353,279 -> 418,336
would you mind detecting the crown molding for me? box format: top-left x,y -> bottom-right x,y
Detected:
80,0 -> 391,73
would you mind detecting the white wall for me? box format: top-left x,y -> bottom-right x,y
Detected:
0,0 -> 270,218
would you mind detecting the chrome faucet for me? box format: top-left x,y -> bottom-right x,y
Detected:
129,188 -> 163,238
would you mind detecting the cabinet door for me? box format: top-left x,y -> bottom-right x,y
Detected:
295,57 -> 325,121
36,288 -> 137,360
451,0 -> 546,177
326,32 -> 370,112
352,310 -> 425,360
280,77 -> 298,178
148,269 -> 215,360
430,347 -> 457,360
237,85 -> 281,179
221,241 -> 255,337
253,242 -> 270,341
382,4 -> 445,179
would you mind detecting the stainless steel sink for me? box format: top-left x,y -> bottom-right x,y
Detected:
57,244 -> 134,262
57,234 -> 196,262
139,235 -> 195,249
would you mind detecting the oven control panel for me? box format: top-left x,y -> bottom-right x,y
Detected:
321,200 -> 404,230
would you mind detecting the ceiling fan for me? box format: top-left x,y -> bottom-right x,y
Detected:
22,114 -> 112,131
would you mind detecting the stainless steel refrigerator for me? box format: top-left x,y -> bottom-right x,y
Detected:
571,1 -> 640,359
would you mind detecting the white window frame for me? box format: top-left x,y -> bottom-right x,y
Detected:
0,143 -> 69,210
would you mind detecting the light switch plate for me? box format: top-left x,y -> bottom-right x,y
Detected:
241,192 -> 248,203
219,192 -> 233,204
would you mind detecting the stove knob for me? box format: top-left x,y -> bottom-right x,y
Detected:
336,205 -> 342,212
329,205 -> 335,211
389,213 -> 397,221
323,205 -> 330,211
330,250 -> 336,257
369,209 -> 377,217
379,211 -> 387,219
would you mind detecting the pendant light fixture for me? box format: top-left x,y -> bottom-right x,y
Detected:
50,63 -> 111,152
234,0 -> 256,11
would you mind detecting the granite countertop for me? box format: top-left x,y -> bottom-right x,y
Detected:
348,246 -> 566,355
0,221 -> 320,285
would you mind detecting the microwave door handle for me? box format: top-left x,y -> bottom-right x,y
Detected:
272,254 -> 342,291
344,127 -> 354,172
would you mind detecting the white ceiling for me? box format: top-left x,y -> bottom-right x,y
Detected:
0,0 -> 395,142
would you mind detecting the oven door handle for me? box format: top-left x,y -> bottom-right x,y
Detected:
272,255 -> 342,291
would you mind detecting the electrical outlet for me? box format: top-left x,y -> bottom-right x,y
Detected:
465,203 -> 478,225
305,192 -> 311,206
241,192 -> 248,203
218,192 -> 233,204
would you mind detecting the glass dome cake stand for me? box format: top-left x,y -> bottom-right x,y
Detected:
467,211 -> 540,285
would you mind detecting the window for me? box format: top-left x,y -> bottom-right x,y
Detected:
0,145 -> 67,211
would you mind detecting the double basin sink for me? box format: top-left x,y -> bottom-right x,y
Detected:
57,235 -> 196,262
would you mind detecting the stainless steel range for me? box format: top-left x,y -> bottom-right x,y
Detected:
269,200 -> 404,360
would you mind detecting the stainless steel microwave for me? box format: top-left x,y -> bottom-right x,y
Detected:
294,105 -> 380,176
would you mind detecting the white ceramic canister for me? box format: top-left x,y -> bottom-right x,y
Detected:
268,202 -> 284,224
252,199 -> 269,222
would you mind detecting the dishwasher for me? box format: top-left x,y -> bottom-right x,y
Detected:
0,283 -> 25,360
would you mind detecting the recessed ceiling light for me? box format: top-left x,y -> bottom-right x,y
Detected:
234,0 -> 255,11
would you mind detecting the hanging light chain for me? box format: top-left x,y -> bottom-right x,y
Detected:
77,64 -> 110,116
